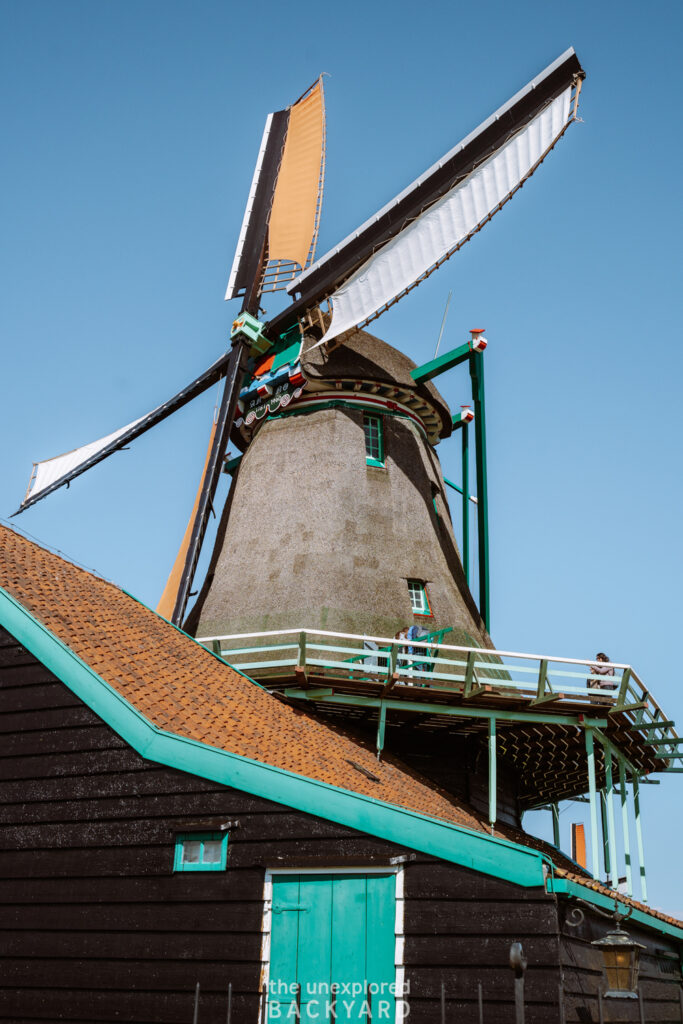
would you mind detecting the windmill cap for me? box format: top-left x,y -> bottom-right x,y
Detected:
470,328 -> 486,334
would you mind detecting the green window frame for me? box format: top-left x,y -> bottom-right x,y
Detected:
173,831 -> 228,872
407,579 -> 432,616
363,413 -> 384,468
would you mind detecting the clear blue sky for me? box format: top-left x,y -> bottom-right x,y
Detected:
2,1 -> 682,911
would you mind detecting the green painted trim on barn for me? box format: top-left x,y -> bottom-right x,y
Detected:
548,878 -> 683,944
0,583 -> 554,887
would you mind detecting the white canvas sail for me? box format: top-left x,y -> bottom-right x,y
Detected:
316,88 -> 572,347
25,415 -> 146,503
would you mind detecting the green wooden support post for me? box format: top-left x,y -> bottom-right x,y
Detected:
387,643 -> 398,685
585,729 -> 601,881
551,803 -> 560,848
612,666 -> 632,711
536,659 -> 548,702
462,420 -> 470,585
376,702 -> 387,760
603,747 -> 618,886
212,640 -> 221,657
469,351 -> 490,631
632,774 -> 648,903
599,791 -> 611,880
298,631 -> 307,669
619,758 -> 633,896
488,717 -> 497,829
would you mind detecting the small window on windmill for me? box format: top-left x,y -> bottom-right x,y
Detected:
363,413 -> 384,468
407,579 -> 431,616
173,832 -> 228,872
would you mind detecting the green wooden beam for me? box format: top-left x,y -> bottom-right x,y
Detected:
603,750 -> 618,887
224,453 -> 243,475
551,803 -> 561,848
618,757 -> 633,897
632,774 -> 648,903
410,340 -> 472,384
489,718 -> 497,828
585,730 -> 601,881
599,790 -> 611,879
469,351 -> 490,631
282,689 -> 607,728
548,880 -> 683,943
628,720 -> 675,731
462,422 -> 470,585
443,476 -> 477,504
376,702 -> 387,758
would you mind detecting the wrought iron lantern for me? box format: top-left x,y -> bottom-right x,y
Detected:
591,922 -> 645,998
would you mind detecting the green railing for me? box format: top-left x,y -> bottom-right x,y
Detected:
197,627 -> 680,755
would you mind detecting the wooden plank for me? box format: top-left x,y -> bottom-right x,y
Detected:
0,704 -> 103,733
403,899 -> 558,933
404,934 -> 560,967
0,788 -> 289,824
406,963 -> 561,1000
0,680 -> 81,712
0,988 -> 260,1023
404,861 -> 549,901
1,899 -> 265,932
0,661 -> 61,687
2,928 -> 264,961
0,957 -> 259,992
0,768 -> 227,804
0,868 -> 267,904
0,747 -> 147,780
0,724 -> 127,758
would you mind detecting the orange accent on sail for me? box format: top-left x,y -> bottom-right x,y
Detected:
570,823 -> 586,869
267,81 -> 324,270
156,417 -> 218,622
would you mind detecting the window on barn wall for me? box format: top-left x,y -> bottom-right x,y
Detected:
407,579 -> 431,615
363,413 -> 384,467
173,832 -> 228,872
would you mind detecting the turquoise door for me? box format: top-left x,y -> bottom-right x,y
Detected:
268,873 -> 396,1022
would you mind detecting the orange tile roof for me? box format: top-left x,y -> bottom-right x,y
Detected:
1,523 -> 681,933
0,524 -> 491,829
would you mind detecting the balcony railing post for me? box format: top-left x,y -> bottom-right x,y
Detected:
298,632 -> 307,670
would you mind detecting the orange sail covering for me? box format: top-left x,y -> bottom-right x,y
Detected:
267,81 -> 324,271
156,415 -> 218,621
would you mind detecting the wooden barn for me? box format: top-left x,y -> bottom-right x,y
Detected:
1,525 -> 682,1023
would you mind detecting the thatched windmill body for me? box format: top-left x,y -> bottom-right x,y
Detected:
15,52 -> 585,645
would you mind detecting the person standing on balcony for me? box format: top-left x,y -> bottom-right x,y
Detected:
589,652 -> 617,690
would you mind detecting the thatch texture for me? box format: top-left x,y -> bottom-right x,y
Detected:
190,331 -> 488,645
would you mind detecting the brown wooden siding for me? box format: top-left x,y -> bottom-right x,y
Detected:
2,624 -> 680,1023
557,901 -> 683,1023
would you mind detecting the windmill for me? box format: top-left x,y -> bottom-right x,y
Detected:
14,50 -> 585,640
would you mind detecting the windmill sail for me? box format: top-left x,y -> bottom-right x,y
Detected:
15,350 -> 236,514
315,86 -> 572,346
225,78 -> 325,303
156,411 -> 218,621
267,48 -> 583,343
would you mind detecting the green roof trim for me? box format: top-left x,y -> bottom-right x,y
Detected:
548,878 -> 683,944
7,581 -> 673,915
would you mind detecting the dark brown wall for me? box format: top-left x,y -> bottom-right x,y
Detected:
557,902 -> 683,1023
2,625 -> 678,1023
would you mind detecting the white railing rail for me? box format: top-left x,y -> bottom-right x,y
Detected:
196,627 -> 672,714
